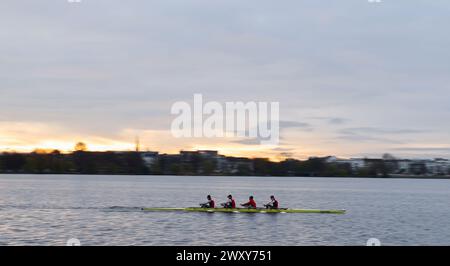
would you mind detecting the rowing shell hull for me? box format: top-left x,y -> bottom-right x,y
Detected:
141,207 -> 346,214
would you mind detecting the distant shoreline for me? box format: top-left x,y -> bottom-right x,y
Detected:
1,173 -> 449,180
2,150 -> 449,179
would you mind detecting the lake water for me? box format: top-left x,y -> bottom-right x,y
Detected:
0,174 -> 449,246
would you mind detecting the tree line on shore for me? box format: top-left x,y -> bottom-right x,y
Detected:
0,149 -> 397,177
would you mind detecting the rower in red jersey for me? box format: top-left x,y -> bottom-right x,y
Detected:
241,196 -> 257,209
200,195 -> 215,208
221,194 -> 236,208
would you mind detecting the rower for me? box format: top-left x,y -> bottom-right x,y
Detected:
221,194 -> 236,209
200,195 -> 215,208
264,195 -> 279,209
241,196 -> 257,209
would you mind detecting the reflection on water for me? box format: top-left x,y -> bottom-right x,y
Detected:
0,175 -> 449,246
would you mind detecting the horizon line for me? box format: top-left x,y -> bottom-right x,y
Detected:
1,148 -> 448,162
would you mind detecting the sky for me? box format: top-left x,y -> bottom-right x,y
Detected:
1,0 -> 450,160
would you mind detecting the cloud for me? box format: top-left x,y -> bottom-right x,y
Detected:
232,138 -> 264,145
279,120 -> 311,129
1,1 -> 450,158
336,135 -> 403,144
271,147 -> 293,152
230,120 -> 310,146
340,127 -> 425,135
388,146 -> 450,159
328,118 -> 347,125
392,147 -> 450,152
308,116 -> 348,125
336,127 -> 425,144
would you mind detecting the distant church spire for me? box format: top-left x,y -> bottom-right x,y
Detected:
135,136 -> 140,152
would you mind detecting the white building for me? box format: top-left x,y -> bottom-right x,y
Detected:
397,160 -> 412,174
141,152 -> 159,168
346,158 -> 367,171
425,159 -> 450,175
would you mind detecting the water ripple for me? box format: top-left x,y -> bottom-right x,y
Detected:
1,175 -> 450,246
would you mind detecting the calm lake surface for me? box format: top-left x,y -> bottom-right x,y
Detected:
0,174 -> 449,246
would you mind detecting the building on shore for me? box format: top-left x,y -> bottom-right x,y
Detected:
140,151 -> 159,168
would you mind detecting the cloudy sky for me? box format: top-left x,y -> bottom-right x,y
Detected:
1,0 -> 450,159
